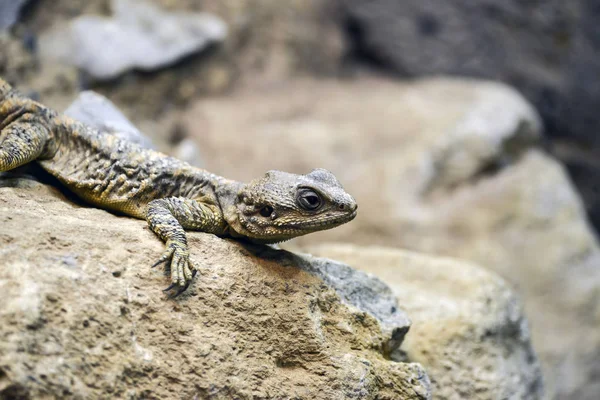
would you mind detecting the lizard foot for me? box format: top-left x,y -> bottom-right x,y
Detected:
152,240 -> 198,294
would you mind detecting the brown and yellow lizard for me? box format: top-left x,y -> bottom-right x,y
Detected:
0,78 -> 357,295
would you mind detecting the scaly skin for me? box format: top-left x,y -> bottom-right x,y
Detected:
0,79 -> 358,295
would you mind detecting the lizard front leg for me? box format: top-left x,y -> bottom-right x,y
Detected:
0,109 -> 55,172
146,197 -> 226,295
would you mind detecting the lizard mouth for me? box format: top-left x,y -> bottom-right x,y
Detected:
283,210 -> 357,231
241,210 -> 357,245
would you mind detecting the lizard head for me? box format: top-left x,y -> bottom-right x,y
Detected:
224,168 -> 357,244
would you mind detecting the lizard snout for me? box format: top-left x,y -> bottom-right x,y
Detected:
337,199 -> 358,213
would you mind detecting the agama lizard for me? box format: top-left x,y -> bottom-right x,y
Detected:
0,79 -> 357,295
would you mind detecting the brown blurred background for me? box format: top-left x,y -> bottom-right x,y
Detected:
2,1 -> 599,399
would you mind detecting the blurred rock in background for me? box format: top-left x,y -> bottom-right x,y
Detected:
340,0 -> 600,231
1,0 -> 599,399
40,0 -> 227,80
64,90 -> 154,148
0,0 -> 345,115
0,0 -> 31,31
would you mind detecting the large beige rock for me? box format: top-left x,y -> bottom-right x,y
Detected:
182,77 -> 600,399
0,175 -> 430,400
306,244 -> 544,400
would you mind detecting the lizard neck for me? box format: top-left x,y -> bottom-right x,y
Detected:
215,179 -> 247,237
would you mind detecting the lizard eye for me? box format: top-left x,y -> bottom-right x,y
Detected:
260,206 -> 274,217
297,189 -> 322,211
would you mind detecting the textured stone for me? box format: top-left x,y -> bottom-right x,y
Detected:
305,244 -> 544,400
181,77 -> 600,399
0,175 -> 430,400
39,0 -> 227,80
285,248 -> 412,353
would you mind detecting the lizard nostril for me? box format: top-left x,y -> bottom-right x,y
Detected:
339,204 -> 345,210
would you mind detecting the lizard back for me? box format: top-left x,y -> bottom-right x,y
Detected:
41,117 -> 223,218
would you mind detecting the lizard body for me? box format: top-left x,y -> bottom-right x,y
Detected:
0,79 -> 357,294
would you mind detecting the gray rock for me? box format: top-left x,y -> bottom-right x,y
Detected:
64,90 -> 154,148
340,0 -> 600,228
248,244 -> 412,354
296,254 -> 412,354
340,0 -> 585,137
0,0 -> 30,31
173,137 -> 204,167
306,244 -> 544,400
40,0 -> 227,80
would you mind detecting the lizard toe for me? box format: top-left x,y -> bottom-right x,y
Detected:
177,257 -> 186,287
170,253 -> 182,285
183,258 -> 194,282
152,245 -> 175,268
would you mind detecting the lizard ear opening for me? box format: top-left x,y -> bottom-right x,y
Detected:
236,190 -> 253,206
260,205 -> 274,217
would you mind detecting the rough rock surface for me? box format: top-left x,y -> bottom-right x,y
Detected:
0,174 -> 430,400
340,0 -> 600,230
305,244 -> 544,400
181,77 -> 600,399
40,0 -> 227,80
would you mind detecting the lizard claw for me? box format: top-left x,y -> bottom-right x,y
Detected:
152,246 -> 174,268
163,278 -> 193,298
168,282 -> 192,298
163,283 -> 177,292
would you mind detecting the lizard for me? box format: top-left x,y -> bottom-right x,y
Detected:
0,78 -> 358,296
